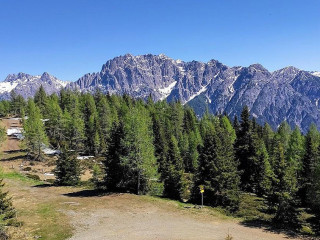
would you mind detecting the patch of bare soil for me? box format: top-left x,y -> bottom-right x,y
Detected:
65,193 -> 302,240
0,118 -> 21,152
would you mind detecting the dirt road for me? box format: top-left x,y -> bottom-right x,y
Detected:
1,118 -> 21,152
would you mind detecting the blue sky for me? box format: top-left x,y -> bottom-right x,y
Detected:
0,0 -> 319,81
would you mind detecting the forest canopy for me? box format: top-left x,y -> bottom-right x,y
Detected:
1,87 -> 320,234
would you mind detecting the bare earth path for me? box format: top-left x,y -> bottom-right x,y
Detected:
1,118 -> 21,152
67,193 -> 299,240
0,118 -> 303,240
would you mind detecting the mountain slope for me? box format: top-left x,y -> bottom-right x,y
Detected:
1,54 -> 319,132
69,54 -> 320,132
0,72 -> 67,100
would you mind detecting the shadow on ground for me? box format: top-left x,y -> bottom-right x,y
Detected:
63,189 -> 111,198
1,151 -> 29,161
3,149 -> 27,154
32,184 -> 118,198
240,220 -> 307,239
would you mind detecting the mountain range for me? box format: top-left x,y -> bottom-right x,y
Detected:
1,54 -> 320,133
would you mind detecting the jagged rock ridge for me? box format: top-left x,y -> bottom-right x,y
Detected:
1,54 -> 319,132
68,54 -> 320,132
0,72 -> 68,100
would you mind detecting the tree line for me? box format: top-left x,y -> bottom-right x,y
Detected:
1,86 -> 320,233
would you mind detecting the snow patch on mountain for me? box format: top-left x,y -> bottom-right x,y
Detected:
310,71 -> 320,77
187,84 -> 209,103
158,81 -> 177,100
0,72 -> 68,100
0,82 -> 18,93
57,79 -> 69,87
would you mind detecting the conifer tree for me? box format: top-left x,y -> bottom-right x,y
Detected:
308,158 -> 320,214
234,106 -> 255,191
45,96 -> 63,148
55,149 -> 80,186
24,100 -> 48,160
163,135 -> 186,200
287,127 -> 305,173
10,91 -> 25,117
301,124 -> 320,206
94,130 -> 101,156
277,121 -> 291,152
233,115 -> 240,136
61,95 -> 85,151
120,105 -> 158,194
269,141 -> 299,227
221,116 -> 236,143
0,101 -> 10,117
184,131 -> 201,173
151,111 -> 168,174
34,85 -> 48,116
183,107 -> 198,134
262,123 -> 274,155
81,94 -> 98,154
193,117 -> 240,210
103,121 -> 126,191
169,101 -> 184,141
254,139 -> 274,196
0,178 -> 16,227
96,95 -> 113,154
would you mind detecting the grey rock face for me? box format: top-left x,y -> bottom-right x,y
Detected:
68,54 -> 226,103
0,72 -> 68,100
1,54 -> 320,133
69,54 -> 320,132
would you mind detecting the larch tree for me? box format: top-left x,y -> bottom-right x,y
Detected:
34,85 -> 48,116
120,105 -> 158,194
23,100 -> 48,160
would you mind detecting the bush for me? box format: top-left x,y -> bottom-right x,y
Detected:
148,180 -> 164,196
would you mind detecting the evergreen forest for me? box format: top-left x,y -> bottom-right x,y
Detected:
1,86 -> 320,235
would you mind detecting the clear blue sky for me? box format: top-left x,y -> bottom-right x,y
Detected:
0,0 -> 319,81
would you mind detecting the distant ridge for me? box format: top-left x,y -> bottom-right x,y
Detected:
1,54 -> 320,132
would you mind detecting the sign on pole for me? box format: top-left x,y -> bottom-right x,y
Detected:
199,185 -> 204,208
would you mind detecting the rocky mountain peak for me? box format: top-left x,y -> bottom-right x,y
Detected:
1,54 -> 320,133
0,72 -> 67,100
41,72 -> 51,79
248,64 -> 269,73
4,72 -> 31,82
